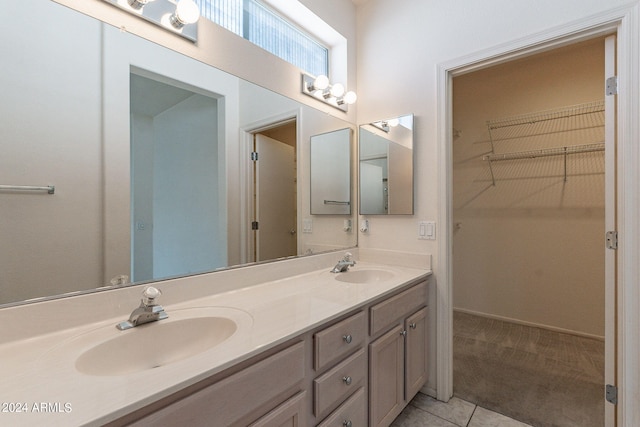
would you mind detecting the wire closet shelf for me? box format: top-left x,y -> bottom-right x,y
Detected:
483,100 -> 605,185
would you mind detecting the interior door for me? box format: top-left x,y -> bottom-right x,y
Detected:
254,134 -> 297,261
604,34 -> 617,427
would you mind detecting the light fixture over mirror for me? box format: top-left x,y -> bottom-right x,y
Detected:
301,73 -> 357,111
104,0 -> 200,41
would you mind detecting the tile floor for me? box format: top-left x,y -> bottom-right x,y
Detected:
391,393 -> 533,427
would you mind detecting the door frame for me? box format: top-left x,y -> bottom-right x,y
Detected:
436,4 -> 640,425
240,110 -> 301,264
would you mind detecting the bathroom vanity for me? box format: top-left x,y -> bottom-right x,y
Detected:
0,250 -> 431,427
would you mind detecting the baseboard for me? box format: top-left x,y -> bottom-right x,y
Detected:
420,385 -> 437,399
453,307 -> 605,341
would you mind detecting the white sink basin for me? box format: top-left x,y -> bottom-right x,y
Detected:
334,269 -> 395,284
44,307 -> 252,377
76,316 -> 236,376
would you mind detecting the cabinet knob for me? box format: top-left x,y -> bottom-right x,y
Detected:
400,330 -> 407,337
343,421 -> 352,427
343,334 -> 353,344
342,376 -> 352,386
410,322 -> 417,329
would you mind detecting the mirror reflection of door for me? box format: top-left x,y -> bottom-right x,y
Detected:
252,122 -> 297,262
130,73 -> 226,282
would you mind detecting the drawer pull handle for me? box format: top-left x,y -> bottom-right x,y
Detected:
342,376 -> 352,386
343,421 -> 352,427
410,322 -> 417,329
343,334 -> 353,344
400,330 -> 407,337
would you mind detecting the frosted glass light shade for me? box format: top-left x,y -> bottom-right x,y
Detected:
343,91 -> 357,105
175,0 -> 200,24
330,83 -> 345,98
312,75 -> 330,90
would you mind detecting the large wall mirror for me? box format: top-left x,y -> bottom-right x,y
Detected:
359,115 -> 414,215
0,1 -> 357,307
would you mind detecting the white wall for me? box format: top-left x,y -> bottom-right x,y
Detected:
355,0 -> 633,269
452,40 -> 605,337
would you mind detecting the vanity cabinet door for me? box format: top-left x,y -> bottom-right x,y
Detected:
405,307 -> 428,400
369,325 -> 404,427
127,342 -> 304,427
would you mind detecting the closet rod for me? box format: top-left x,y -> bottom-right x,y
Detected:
486,100 -> 605,131
0,184 -> 55,194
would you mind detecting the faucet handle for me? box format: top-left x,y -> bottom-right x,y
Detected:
142,286 -> 162,306
343,252 -> 353,261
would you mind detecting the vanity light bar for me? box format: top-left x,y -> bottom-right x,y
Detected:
102,0 -> 199,42
301,73 -> 357,112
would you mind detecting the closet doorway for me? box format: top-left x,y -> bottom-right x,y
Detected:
248,120 -> 298,262
451,36 -> 615,427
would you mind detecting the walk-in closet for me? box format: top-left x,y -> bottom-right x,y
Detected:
451,37 -> 608,426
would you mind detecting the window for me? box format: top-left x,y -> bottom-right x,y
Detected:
197,0 -> 329,77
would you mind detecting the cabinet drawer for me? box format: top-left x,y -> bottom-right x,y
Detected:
314,311 -> 365,371
249,391 -> 306,427
316,387 -> 365,427
313,348 -> 366,419
130,342 -> 304,427
370,282 -> 427,336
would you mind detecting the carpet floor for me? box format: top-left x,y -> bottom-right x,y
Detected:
453,311 -> 605,427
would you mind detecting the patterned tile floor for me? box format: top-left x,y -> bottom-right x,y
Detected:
392,393 -> 533,427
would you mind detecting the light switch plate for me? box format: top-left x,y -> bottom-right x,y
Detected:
418,221 -> 436,240
303,218 -> 313,233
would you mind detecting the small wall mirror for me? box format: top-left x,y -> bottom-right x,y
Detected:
359,114 -> 414,215
310,128 -> 352,215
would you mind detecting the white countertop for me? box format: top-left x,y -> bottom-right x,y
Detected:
0,252 -> 430,426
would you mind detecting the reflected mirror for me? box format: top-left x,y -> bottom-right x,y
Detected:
0,1 -> 357,307
310,128 -> 352,215
359,115 -> 414,215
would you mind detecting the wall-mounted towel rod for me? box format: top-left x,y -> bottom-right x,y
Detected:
324,200 -> 350,205
0,185 -> 55,194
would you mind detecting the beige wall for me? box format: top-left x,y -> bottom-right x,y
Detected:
451,39 -> 606,337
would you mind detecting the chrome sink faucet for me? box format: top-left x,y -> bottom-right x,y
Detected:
116,286 -> 168,330
331,252 -> 356,273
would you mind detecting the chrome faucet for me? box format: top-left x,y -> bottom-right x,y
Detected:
331,252 -> 356,273
116,286 -> 168,330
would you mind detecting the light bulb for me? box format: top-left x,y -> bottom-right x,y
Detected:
312,75 -> 330,91
171,0 -> 200,28
387,118 -> 400,127
330,83 -> 345,98
127,0 -> 152,10
343,91 -> 357,105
